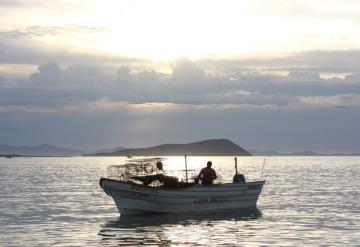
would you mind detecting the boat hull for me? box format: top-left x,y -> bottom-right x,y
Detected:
100,178 -> 265,215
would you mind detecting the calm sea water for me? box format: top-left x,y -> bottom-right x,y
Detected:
0,156 -> 359,246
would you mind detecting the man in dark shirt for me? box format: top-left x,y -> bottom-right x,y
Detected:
198,161 -> 217,185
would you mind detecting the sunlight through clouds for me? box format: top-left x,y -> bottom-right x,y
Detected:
69,0 -> 360,59
2,0 -> 360,60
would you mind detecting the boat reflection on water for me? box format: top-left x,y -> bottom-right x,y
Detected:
103,208 -> 262,227
99,208 -> 262,246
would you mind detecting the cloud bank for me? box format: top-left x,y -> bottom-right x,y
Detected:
1,55 -> 359,110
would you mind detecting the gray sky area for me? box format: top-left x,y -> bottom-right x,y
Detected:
1,1 -> 360,152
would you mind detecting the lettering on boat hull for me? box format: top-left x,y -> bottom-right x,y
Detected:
194,196 -> 231,204
130,184 -> 158,193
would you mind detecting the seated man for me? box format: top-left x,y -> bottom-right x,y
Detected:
198,161 -> 217,185
155,161 -> 165,175
131,161 -> 178,187
131,161 -> 165,185
155,161 -> 179,187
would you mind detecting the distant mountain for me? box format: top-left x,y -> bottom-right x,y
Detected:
248,149 -> 283,156
333,152 -> 360,156
249,149 -> 360,156
84,146 -> 125,155
86,139 -> 252,156
290,151 -> 320,156
0,144 -> 85,156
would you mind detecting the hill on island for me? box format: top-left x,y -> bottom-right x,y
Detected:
86,139 -> 252,156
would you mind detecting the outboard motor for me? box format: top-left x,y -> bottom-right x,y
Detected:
233,173 -> 246,183
233,157 -> 246,183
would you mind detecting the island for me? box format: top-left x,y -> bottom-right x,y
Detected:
85,139 -> 252,156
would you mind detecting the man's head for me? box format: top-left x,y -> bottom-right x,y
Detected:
207,161 -> 212,168
156,161 -> 163,170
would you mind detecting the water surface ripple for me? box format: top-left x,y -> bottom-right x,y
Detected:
0,156 -> 359,246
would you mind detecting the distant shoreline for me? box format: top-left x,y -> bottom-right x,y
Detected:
0,154 -> 71,158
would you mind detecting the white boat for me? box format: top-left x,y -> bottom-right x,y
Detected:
100,178 -> 265,215
100,157 -> 266,215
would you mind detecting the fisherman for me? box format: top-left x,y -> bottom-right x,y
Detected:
155,161 -> 165,174
198,161 -> 217,185
132,161 -> 164,185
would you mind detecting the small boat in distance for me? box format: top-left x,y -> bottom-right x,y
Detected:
100,157 -> 265,215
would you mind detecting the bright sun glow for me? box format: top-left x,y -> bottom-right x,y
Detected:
5,0 -> 360,61
62,0 -> 360,60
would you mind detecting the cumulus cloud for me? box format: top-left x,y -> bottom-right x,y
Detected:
0,56 -> 359,112
29,62 -> 108,87
172,57 -> 204,81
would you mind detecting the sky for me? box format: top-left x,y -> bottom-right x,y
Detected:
1,0 -> 360,152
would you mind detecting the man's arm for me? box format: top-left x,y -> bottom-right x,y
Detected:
198,168 -> 203,178
213,169 -> 217,179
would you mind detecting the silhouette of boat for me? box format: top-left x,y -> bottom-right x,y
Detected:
99,157 -> 265,215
